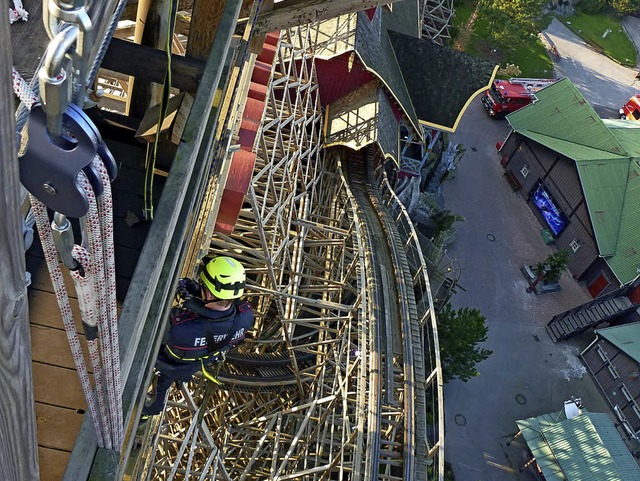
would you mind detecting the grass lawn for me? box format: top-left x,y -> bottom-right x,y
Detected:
509,40 -> 555,78
451,0 -> 554,78
452,2 -> 475,31
464,9 -> 553,77
562,13 -> 637,66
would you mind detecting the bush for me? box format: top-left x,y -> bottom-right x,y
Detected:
534,250 -> 570,284
609,0 -> 640,15
579,0 -> 608,14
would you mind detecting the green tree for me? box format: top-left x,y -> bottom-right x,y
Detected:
579,0 -> 608,13
438,303 -> 492,383
608,0 -> 640,15
534,250 -> 569,284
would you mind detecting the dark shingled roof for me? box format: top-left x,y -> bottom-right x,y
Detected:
382,0 -> 420,38
388,31 -> 496,130
355,11 -> 422,137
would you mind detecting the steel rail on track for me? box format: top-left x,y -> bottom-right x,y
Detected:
379,170 -> 445,481
342,147 -> 425,481
342,152 -> 385,480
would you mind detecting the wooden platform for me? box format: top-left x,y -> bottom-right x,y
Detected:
9,0 -> 48,84
26,140 -> 164,480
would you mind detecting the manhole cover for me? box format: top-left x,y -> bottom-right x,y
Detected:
487,234 -> 496,242
454,414 -> 467,426
516,394 -> 527,405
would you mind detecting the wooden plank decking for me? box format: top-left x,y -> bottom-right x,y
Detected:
9,0 -> 48,84
26,141 -> 163,480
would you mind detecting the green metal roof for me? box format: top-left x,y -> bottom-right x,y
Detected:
517,413 -> 567,481
576,157 -> 630,256
605,121 -> 640,283
507,79 -> 640,283
517,412 -> 640,481
507,79 -> 625,156
596,322 -> 640,363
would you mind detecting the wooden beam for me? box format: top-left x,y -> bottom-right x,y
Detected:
130,0 -> 175,118
186,0 -> 226,60
0,13 -> 39,481
102,38 -> 206,94
64,1 -> 243,479
247,0 -> 274,54
253,0 -> 401,34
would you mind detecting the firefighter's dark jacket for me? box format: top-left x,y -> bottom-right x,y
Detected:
163,294 -> 254,363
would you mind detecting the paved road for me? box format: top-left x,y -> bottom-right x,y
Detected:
544,17 -> 640,113
443,98 -> 613,481
622,16 -> 640,69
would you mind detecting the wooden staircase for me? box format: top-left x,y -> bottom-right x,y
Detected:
546,296 -> 634,342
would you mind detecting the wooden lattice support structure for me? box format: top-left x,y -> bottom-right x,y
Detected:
420,0 -> 453,45
127,11 -> 445,481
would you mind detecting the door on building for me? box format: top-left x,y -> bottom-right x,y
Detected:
588,274 -> 609,298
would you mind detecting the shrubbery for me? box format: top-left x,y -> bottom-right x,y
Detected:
579,0 -> 640,15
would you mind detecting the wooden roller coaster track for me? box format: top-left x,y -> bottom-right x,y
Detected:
124,22 -> 444,479
5,1 -> 447,479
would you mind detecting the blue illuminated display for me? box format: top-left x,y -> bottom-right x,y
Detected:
530,182 -> 568,237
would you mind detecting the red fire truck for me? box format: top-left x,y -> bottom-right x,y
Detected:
482,78 -> 557,118
620,94 -> 640,121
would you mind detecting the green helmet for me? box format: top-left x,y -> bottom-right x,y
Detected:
200,256 -> 246,299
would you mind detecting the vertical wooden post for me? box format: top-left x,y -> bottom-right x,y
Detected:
130,0 -> 174,118
125,0 -> 152,116
0,14 -> 40,481
186,0 -> 228,60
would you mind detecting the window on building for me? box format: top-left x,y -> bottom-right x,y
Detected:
520,165 -> 530,178
597,345 -> 609,363
609,364 -> 620,380
570,239 -> 580,253
621,384 -> 633,401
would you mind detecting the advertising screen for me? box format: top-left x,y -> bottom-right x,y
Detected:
530,182 -> 568,237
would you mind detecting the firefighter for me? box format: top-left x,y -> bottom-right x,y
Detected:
141,256 -> 254,420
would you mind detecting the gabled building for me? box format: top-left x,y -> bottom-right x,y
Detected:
500,78 -> 640,297
314,3 -> 494,168
582,323 -> 640,439
515,409 -> 640,480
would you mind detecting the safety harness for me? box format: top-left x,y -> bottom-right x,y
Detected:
164,299 -> 246,383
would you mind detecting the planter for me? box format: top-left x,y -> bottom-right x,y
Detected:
521,265 -> 561,295
533,281 -> 561,295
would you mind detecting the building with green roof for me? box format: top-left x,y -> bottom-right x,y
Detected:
582,322 -> 640,438
500,78 -> 640,297
515,410 -> 640,480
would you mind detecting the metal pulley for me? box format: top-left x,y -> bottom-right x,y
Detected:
19,11 -> 116,218
19,103 -> 117,218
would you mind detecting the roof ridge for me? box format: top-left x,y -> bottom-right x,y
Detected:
509,79 -> 627,156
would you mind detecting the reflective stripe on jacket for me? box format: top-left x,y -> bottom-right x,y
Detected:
163,296 -> 254,362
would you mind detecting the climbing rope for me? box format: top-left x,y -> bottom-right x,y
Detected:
16,0 -> 124,450
30,195 -> 107,447
11,67 -> 38,108
78,159 -> 123,446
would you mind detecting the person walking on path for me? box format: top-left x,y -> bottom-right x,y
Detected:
142,256 -> 254,419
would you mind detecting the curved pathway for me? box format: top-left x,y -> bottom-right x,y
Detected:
622,16 -> 640,69
544,17 -> 639,112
